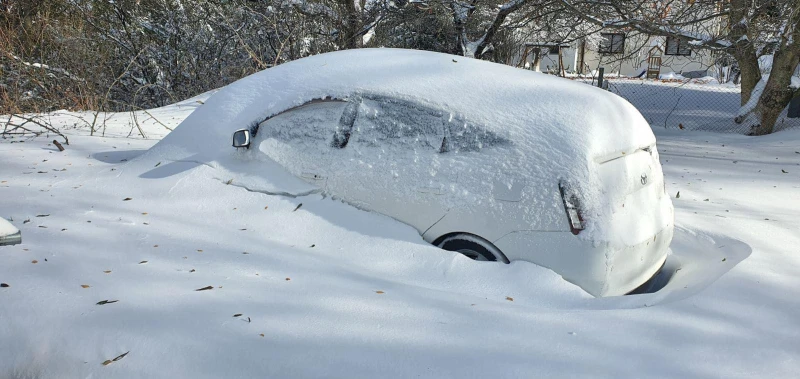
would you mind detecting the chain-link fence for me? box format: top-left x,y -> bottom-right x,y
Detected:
585,78 -> 800,134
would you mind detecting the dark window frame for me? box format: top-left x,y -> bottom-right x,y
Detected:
599,33 -> 625,54
665,36 -> 692,56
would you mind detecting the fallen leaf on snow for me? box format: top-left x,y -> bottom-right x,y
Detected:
102,351 -> 129,366
195,286 -> 214,291
81,285 -> 90,288
505,296 -> 514,301
96,300 -> 119,305
103,270 -> 112,274
259,334 -> 265,337
375,290 -> 385,294
285,277 -> 290,281
31,260 -> 38,264
0,283 -> 9,288
293,203 -> 303,212
233,314 -> 242,317
138,261 -> 148,264
123,198 -> 132,201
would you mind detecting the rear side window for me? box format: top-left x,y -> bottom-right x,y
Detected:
442,116 -> 508,153
351,94 -> 508,153
354,95 -> 446,151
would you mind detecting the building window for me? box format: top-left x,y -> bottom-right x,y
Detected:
665,36 -> 691,56
599,33 -> 625,54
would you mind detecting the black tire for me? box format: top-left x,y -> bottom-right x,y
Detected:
436,234 -> 509,263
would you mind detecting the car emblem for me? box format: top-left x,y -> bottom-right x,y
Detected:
641,174 -> 648,185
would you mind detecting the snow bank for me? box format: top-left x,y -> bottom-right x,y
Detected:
3,129 -> 796,378
659,72 -> 686,80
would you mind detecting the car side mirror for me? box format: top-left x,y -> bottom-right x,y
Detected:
232,129 -> 251,149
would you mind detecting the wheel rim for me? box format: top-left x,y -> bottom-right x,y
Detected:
457,248 -> 491,261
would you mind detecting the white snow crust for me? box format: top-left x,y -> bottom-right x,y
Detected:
2,88 -> 800,378
3,114 -> 800,379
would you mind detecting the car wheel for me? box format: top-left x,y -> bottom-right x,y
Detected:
436,234 -> 509,263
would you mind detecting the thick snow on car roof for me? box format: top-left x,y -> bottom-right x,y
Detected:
147,48 -> 660,246
154,48 -> 654,161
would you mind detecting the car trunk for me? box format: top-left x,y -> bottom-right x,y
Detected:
594,144 -> 672,247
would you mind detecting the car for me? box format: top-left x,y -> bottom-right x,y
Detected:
0,218 -> 21,246
158,48 -> 674,297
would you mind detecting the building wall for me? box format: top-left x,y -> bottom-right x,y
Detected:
523,34 -> 716,78
580,34 -> 716,77
535,49 -> 579,74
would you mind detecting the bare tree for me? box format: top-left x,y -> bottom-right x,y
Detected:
450,0 -> 545,58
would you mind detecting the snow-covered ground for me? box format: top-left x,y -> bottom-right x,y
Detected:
2,96 -> 800,378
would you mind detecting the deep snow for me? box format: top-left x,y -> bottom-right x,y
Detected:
2,77 -> 800,378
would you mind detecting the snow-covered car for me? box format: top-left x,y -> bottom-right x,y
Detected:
157,48 -> 674,297
0,218 -> 21,246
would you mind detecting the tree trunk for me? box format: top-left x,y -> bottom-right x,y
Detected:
734,52 -> 762,106
339,0 -> 361,49
751,88 -> 794,135
740,0 -> 800,135
727,0 -> 762,106
748,54 -> 800,135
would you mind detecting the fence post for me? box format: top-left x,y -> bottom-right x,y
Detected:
597,67 -> 605,89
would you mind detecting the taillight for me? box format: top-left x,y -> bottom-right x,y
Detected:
559,182 -> 585,235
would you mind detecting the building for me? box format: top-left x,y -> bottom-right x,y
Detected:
522,33 -> 718,79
